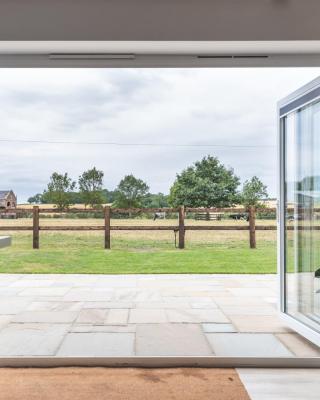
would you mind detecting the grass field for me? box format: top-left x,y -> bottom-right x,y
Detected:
0,218 -> 278,274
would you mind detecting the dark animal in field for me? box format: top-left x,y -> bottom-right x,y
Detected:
153,212 -> 166,221
229,213 -> 249,221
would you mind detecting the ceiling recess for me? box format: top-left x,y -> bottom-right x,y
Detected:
197,55 -> 269,59
49,53 -> 136,60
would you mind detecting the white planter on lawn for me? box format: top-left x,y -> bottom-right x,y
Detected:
0,236 -> 11,248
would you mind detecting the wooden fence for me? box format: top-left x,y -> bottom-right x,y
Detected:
0,205 -> 279,250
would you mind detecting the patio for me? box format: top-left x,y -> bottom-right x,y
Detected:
0,273 -> 319,358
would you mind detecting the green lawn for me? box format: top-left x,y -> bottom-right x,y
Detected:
0,231 -> 277,274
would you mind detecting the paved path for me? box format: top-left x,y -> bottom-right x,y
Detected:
0,274 -> 319,357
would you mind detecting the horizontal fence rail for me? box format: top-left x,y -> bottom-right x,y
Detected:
2,207 -> 181,214
1,206 -> 279,214
4,206 -> 320,214
3,226 -> 320,231
0,205 -> 282,250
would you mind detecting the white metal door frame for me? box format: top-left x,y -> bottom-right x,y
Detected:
278,76 -> 320,347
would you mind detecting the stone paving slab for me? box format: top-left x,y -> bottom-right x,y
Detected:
76,309 -> 108,324
229,315 -> 294,333
0,323 -> 69,356
57,332 -> 135,356
63,289 -> 113,302
206,333 -> 294,357
71,324 -> 136,333
215,296 -> 276,306
105,309 -> 129,325
113,290 -> 162,302
0,298 -> 33,314
0,288 -> 23,297
83,301 -> 134,309
12,311 -> 79,324
0,273 -> 316,357
190,301 -> 219,309
276,333 -> 320,357
228,288 -> 277,297
136,324 -> 213,356
129,309 -> 167,323
166,308 -> 229,323
26,301 -> 84,312
19,287 -> 71,297
220,305 -> 277,316
10,279 -> 56,288
202,323 -> 237,333
135,301 -> 190,309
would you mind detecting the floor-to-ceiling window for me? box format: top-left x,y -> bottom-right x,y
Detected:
282,86 -> 320,334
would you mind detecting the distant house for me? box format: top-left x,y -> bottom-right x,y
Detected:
0,190 -> 17,209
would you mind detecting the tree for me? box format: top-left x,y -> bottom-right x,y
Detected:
101,189 -> 116,204
169,156 -> 240,207
27,193 -> 42,204
240,176 -> 268,209
78,167 -> 104,208
114,174 -> 149,208
143,192 -> 169,208
42,172 -> 76,209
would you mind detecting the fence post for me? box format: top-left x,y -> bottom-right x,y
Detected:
33,206 -> 39,249
248,206 -> 256,249
104,206 -> 111,249
178,205 -> 185,249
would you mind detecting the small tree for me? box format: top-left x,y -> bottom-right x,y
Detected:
43,172 -> 76,209
169,155 -> 240,207
27,193 -> 42,204
241,176 -> 268,249
241,176 -> 268,209
143,192 -> 169,208
78,167 -> 104,208
114,174 -> 149,208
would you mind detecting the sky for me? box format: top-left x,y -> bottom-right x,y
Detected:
0,67 -> 320,203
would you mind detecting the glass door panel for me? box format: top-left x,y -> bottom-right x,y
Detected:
279,77 -> 320,344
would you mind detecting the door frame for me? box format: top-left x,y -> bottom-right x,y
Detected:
1,46 -> 320,365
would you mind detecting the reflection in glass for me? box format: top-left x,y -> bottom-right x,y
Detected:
284,100 -> 320,331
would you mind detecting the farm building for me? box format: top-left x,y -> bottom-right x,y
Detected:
0,190 -> 17,209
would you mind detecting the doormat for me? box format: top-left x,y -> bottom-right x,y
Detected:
0,367 -> 250,400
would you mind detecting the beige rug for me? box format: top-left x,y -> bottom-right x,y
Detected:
0,367 -> 250,400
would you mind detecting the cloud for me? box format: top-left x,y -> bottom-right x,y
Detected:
0,67 -> 319,202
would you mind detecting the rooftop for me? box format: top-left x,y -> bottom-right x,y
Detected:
0,191 -> 11,200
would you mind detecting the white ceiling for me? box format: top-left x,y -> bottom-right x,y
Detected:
0,41 -> 320,55
0,41 -> 319,67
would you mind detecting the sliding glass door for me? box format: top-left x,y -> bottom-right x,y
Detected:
279,77 -> 320,345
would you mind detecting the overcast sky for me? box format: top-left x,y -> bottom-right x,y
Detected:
1,67 -> 320,203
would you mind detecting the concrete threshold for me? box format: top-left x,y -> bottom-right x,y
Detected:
0,356 -> 320,368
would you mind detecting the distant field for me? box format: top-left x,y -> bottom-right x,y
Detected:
0,217 -> 277,274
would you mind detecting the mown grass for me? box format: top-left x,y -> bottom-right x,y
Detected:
0,218 -> 278,274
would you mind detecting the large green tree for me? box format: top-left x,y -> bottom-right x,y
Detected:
78,167 -> 104,208
169,156 -> 240,207
114,174 -> 149,208
240,176 -> 268,209
42,172 -> 76,209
